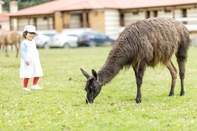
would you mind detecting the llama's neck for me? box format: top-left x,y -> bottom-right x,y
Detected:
97,39 -> 134,86
97,57 -> 123,86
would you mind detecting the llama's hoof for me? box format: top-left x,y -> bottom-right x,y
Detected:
136,98 -> 141,103
169,92 -> 174,96
180,92 -> 185,96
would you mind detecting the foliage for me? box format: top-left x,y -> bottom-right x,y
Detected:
0,46 -> 197,130
2,0 -> 52,12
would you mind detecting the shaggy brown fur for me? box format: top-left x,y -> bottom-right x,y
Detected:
81,17 -> 190,104
0,31 -> 21,57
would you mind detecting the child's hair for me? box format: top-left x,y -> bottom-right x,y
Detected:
23,31 -> 28,39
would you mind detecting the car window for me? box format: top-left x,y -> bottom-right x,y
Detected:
67,34 -> 78,37
43,33 -> 56,37
91,32 -> 99,37
81,32 -> 89,36
96,32 -> 107,38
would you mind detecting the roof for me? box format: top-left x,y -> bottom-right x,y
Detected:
58,0 -> 119,11
9,0 -> 197,16
9,0 -> 65,16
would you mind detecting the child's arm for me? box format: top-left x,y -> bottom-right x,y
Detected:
20,42 -> 29,65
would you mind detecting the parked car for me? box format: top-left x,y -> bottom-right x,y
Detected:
49,32 -> 78,48
34,31 -> 57,49
77,30 -> 115,47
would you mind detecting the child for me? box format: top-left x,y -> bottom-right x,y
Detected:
20,25 -> 43,90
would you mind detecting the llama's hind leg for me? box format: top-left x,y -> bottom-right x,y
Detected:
133,61 -> 146,103
177,57 -> 186,96
167,61 -> 177,96
4,45 -> 9,57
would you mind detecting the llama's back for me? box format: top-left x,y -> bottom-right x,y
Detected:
6,31 -> 21,44
114,17 -> 190,67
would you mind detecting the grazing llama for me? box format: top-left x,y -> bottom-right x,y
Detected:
81,17 -> 190,104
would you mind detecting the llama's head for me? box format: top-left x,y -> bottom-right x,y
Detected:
80,68 -> 101,104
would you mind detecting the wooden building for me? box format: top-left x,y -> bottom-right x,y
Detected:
9,0 -> 197,39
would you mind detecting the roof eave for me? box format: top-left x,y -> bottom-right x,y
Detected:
58,7 -> 119,12
9,12 -> 54,17
121,3 -> 197,9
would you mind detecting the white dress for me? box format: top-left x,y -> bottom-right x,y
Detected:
20,40 -> 43,78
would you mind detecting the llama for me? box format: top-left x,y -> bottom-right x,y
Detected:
0,31 -> 21,57
81,17 -> 190,104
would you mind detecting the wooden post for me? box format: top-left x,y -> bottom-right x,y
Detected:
82,10 -> 87,28
9,17 -> 12,30
144,8 -> 148,19
54,11 -> 63,33
46,15 -> 50,30
28,16 -> 31,25
33,17 -> 37,29
172,6 -> 175,18
63,12 -> 69,28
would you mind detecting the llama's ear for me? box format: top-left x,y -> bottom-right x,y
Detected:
80,68 -> 90,79
92,69 -> 98,81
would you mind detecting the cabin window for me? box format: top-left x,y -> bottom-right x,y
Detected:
146,11 -> 150,19
120,13 -> 124,26
182,9 -> 187,24
133,11 -> 139,15
153,10 -> 158,17
182,9 -> 187,17
164,8 -> 171,13
43,16 -> 47,20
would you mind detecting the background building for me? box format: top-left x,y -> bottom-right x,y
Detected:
8,0 -> 197,39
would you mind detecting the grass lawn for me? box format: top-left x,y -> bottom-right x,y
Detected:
0,46 -> 197,131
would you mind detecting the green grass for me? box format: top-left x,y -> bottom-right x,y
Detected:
0,46 -> 197,131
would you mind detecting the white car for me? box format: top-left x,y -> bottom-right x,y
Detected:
49,32 -> 78,48
34,31 -> 57,49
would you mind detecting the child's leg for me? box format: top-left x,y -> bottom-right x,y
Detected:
33,77 -> 39,85
24,78 -> 29,88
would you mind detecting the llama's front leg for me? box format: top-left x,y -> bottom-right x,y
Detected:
15,43 -> 19,58
133,62 -> 146,103
167,61 -> 177,96
136,77 -> 142,103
